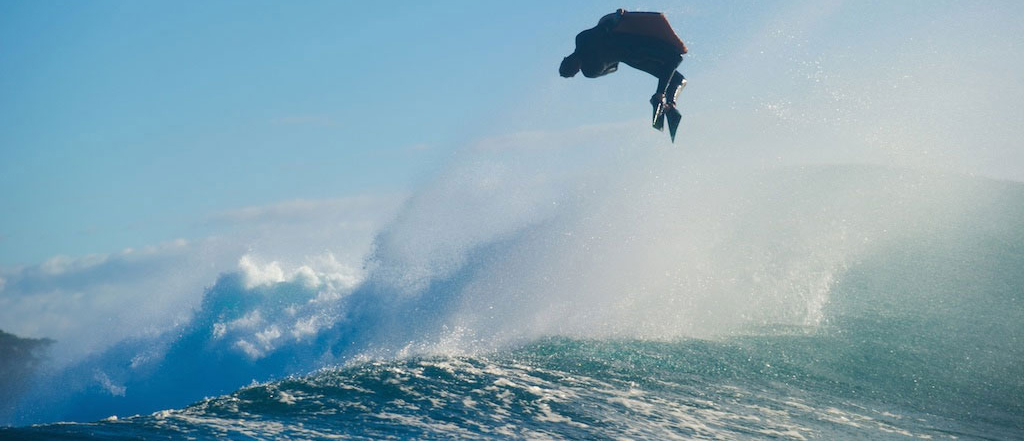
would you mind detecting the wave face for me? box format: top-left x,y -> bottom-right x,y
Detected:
6,332 -> 1022,440
5,158 -> 1023,438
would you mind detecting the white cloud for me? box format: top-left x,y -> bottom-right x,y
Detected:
0,239 -> 235,365
38,253 -> 110,276
207,195 -> 402,226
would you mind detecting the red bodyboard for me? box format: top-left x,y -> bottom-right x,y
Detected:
612,12 -> 687,54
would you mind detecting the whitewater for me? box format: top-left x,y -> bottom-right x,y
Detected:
4,4 -> 1024,437
3,128 -> 1023,439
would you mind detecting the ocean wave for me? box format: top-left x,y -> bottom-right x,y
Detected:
6,336 -> 1020,439
8,162 -> 1023,433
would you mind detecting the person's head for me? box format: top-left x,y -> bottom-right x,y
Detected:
559,54 -> 581,78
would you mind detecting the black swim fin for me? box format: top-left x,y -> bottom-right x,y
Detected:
652,101 -> 666,131
666,107 -> 681,142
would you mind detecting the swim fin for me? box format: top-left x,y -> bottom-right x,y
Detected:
666,107 -> 681,142
652,101 -> 666,131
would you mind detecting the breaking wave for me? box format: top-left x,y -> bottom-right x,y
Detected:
4,129 -> 1023,438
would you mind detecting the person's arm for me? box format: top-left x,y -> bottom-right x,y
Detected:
560,52 -> 581,77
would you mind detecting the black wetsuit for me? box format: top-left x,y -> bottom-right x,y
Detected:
572,13 -> 685,104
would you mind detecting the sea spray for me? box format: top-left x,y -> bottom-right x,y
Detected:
5,123 -> 1020,429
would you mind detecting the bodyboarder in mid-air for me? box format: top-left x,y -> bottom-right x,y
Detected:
559,9 -> 688,141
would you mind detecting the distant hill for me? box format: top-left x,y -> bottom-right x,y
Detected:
0,330 -> 53,421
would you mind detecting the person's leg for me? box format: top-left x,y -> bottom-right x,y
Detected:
651,75 -> 670,106
647,57 -> 682,107
664,70 -> 686,107
662,71 -> 685,141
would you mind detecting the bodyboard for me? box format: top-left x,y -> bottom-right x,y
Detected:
612,12 -> 687,54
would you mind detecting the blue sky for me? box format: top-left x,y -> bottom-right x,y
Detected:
1,1 -> 508,264
0,0 -> 798,266
2,0 -> 1023,267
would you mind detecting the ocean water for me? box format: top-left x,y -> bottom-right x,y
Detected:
3,335 -> 1019,440
3,163 -> 1023,439
5,331 -> 1022,440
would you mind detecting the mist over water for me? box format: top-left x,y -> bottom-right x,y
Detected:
6,152 -> 1022,436
3,1 -> 1023,436
10,117 -> 1022,429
